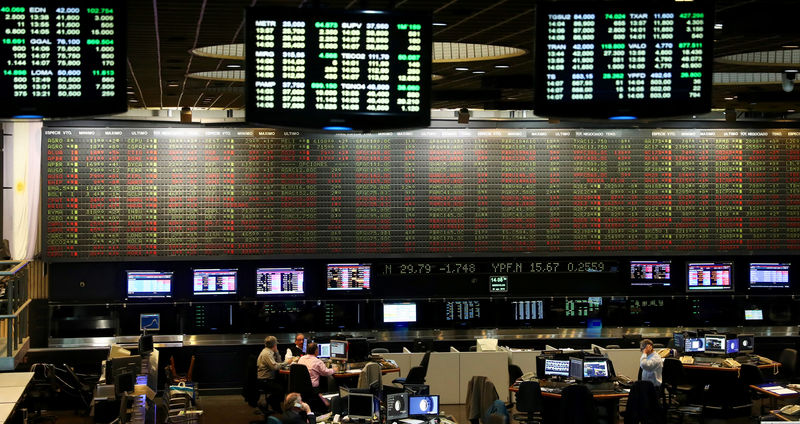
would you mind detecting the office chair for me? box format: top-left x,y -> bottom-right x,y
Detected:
740,363 -> 770,415
558,384 -> 598,424
701,380 -> 752,421
623,380 -> 663,424
288,364 -> 327,414
392,350 -> 430,386
59,363 -> 93,415
25,363 -> 59,424
661,358 -> 695,408
512,381 -> 543,424
778,348 -> 798,383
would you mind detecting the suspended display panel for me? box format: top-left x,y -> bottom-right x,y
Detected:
0,1 -> 126,118
43,127 -> 800,260
534,1 -> 713,118
245,7 -> 431,129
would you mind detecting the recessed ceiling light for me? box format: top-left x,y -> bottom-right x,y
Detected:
455,67 -> 469,71
226,64 -> 242,68
433,22 -> 447,27
494,65 -> 510,69
168,83 -> 179,87
714,23 -> 723,30
472,70 -> 485,74
724,97 -> 734,100
783,45 -> 799,49
129,99 -> 138,103
127,91 -> 134,94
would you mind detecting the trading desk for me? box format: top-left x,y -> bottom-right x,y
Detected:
509,383 -> 629,399
683,362 -> 780,372
510,381 -> 628,423
278,367 -> 400,378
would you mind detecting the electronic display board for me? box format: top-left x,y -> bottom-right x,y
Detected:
0,1 -> 126,118
256,267 -> 304,295
42,127 -> 800,260
630,260 -> 671,286
534,1 -> 713,118
126,271 -> 171,299
749,262 -> 790,289
445,300 -> 480,321
687,262 -> 733,291
245,7 -> 431,129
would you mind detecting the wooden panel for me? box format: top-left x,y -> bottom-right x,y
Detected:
28,260 -> 47,299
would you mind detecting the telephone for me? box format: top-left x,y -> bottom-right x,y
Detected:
756,355 -> 775,365
657,348 -> 671,358
520,372 -> 536,382
679,356 -> 695,365
616,375 -> 634,387
780,404 -> 800,415
722,358 -> 741,368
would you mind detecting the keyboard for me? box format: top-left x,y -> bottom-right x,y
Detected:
539,380 -> 571,390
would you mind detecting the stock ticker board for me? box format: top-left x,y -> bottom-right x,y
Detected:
245,8 -> 431,129
43,127 -> 800,260
0,1 -> 126,118
534,1 -> 713,118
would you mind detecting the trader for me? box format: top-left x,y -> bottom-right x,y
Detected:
258,335 -> 289,412
639,338 -> 664,388
297,342 -> 338,389
285,333 -> 305,361
279,392 -> 314,424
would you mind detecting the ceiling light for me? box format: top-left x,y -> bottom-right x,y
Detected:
724,97 -> 734,100
226,64 -> 242,68
789,109 -> 796,113
472,70 -> 485,74
714,23 -> 723,30
433,22 -> 447,27
129,99 -> 138,103
494,65 -> 510,69
783,45 -> 799,49
167,83 -> 179,87
455,67 -> 469,71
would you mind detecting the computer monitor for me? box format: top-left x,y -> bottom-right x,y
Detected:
326,264 -> 371,290
685,338 -> 705,353
687,262 -> 733,291
749,262 -> 791,289
408,395 -> 439,416
704,334 -> 726,355
583,359 -> 609,380
139,314 -> 160,331
192,268 -> 237,295
330,340 -> 348,362
126,271 -> 172,299
386,392 -> 409,421
738,334 -> 755,352
726,338 -> 740,355
256,267 -> 304,295
318,343 -> 331,359
630,261 -> 671,287
544,359 -> 570,377
745,309 -> 764,321
346,338 -> 370,362
347,392 -> 375,420
569,358 -> 583,381
673,332 -> 686,354
383,303 -> 417,323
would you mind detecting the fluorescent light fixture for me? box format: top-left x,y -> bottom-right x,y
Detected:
455,67 -> 469,71
724,97 -> 734,100
494,65 -> 510,69
433,22 -> 447,27
789,109 -> 797,113
783,45 -> 799,49
714,23 -> 723,30
226,64 -> 241,68
472,70 -> 486,74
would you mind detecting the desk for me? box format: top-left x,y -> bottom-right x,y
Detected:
769,410 -> 800,422
751,384 -> 800,410
509,384 -> 629,400
510,382 -> 628,423
0,372 -> 34,423
279,367 -> 400,378
683,362 -> 780,372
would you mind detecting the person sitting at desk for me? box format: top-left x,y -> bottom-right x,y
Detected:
279,392 -> 314,424
639,338 -> 663,389
297,342 -> 338,389
286,333 -> 305,362
258,335 -> 290,412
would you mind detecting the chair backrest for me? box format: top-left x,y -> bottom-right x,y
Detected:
404,366 -> 426,385
559,384 -> 598,424
484,399 -> 509,424
357,362 -> 382,392
419,351 -> 432,373
508,364 -> 523,384
624,380 -> 661,424
242,354 -> 260,407
780,348 -> 798,379
515,381 -> 544,414
739,364 -> 765,386
289,364 -> 314,394
662,358 -> 685,386
637,366 -> 643,381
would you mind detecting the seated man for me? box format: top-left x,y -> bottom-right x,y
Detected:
285,333 -> 305,362
297,342 -> 338,391
258,335 -> 290,412
279,392 -> 315,424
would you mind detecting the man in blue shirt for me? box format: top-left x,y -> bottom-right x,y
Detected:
639,338 -> 663,388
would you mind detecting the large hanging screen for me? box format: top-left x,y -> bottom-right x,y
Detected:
534,1 -> 713,118
0,1 -> 126,118
245,7 -> 431,129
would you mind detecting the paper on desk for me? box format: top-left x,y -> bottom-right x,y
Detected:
762,385 -> 797,395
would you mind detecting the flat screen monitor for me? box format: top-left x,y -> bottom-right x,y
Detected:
408,395 -> 439,416
346,337 -> 369,362
386,392 -> 409,421
139,313 -> 160,331
330,339 -> 348,362
533,1 -> 714,118
317,343 -> 331,359
347,392 -> 375,420
0,1 -> 128,118
744,309 -> 763,321
126,271 -> 172,299
445,300 -> 481,321
630,261 -> 671,286
738,334 -> 755,352
687,262 -> 733,291
513,300 -> 544,320
256,267 -> 304,295
544,359 -> 570,377
749,263 -> 791,289
704,334 -> 726,355
583,360 -> 609,379
685,338 -> 705,353
726,338 -> 739,355
383,303 -> 417,323
569,357 -> 583,381
193,269 -> 237,295
244,7 -> 432,130
326,264 -> 371,291
489,275 -> 508,293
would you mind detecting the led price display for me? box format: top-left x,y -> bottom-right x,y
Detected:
245,7 -> 431,129
256,267 -> 304,295
534,1 -> 713,117
513,300 -> 544,320
42,128 -> 800,260
687,262 -> 733,291
0,1 -> 126,117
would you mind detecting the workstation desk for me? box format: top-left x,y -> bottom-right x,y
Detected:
0,372 -> 34,424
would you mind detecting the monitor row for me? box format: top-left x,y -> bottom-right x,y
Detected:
127,261 -> 791,299
673,332 -> 756,356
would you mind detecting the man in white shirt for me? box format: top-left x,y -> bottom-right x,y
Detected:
285,333 -> 305,361
639,338 -> 663,388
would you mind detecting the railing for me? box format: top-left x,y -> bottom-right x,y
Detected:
0,260 -> 30,357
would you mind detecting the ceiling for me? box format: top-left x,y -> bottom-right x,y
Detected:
126,0 -> 800,113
